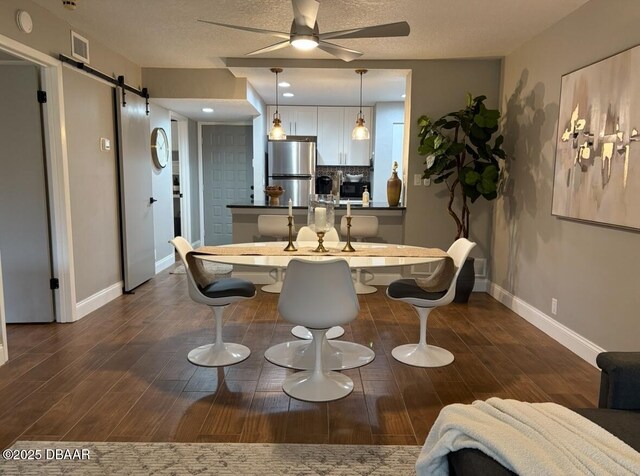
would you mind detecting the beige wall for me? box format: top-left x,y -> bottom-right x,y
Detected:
493,0 -> 640,350
142,68 -> 247,99
63,67 -> 121,302
403,60 -> 502,260
0,0 -> 140,84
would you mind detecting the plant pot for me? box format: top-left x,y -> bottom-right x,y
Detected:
453,257 -> 475,303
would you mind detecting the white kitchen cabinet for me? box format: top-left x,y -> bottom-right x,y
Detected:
266,105 -> 317,136
317,106 -> 372,166
316,107 -> 344,165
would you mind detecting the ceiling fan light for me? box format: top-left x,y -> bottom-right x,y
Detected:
352,117 -> 370,141
269,116 -> 287,141
290,36 -> 319,51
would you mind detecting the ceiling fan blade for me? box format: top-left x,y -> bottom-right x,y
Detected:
292,0 -> 320,30
320,21 -> 410,40
245,41 -> 291,56
318,41 -> 363,62
198,20 -> 290,40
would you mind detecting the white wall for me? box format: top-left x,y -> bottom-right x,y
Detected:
248,83 -> 267,193
149,105 -> 175,272
373,102 -> 405,201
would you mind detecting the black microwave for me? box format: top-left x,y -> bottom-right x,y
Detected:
341,181 -> 370,198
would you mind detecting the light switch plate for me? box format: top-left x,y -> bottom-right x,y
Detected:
100,138 -> 111,151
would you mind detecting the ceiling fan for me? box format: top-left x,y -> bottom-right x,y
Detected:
198,0 -> 410,62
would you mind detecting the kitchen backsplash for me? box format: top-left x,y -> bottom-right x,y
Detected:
316,165 -> 370,180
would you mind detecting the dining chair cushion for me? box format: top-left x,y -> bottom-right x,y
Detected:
387,279 -> 448,301
200,278 -> 256,299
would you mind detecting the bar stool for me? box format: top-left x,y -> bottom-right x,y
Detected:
340,215 -> 379,294
257,214 -> 292,293
291,226 -> 344,340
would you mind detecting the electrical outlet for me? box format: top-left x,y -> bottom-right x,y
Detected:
414,174 -> 422,186
551,298 -> 558,315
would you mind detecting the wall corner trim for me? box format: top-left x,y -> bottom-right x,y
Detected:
75,281 -> 123,320
488,282 -> 605,368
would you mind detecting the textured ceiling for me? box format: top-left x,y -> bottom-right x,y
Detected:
29,0 -> 587,120
32,0 -> 588,67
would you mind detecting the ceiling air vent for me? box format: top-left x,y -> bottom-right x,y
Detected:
70,30 -> 90,63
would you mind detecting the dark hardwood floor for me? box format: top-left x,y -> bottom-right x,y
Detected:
0,269 -> 600,449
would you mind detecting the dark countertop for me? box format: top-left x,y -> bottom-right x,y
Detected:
228,200 -> 405,210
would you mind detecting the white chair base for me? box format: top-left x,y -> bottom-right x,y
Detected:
353,282 -> 377,294
264,339 -> 375,370
261,268 -> 284,293
188,342 -> 251,367
391,343 -> 454,368
283,369 -> 353,402
261,282 -> 283,293
291,325 -> 344,340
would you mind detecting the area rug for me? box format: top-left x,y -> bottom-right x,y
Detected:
3,441 -> 421,475
170,261 -> 233,278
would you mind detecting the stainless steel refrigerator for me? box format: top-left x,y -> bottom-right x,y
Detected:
267,136 -> 316,206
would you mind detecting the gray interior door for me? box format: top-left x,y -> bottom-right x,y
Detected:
115,88 -> 154,291
0,64 -> 55,323
202,125 -> 253,245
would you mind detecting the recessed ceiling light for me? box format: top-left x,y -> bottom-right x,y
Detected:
278,81 -> 290,88
202,107 -> 214,113
283,92 -> 294,97
401,94 -> 406,98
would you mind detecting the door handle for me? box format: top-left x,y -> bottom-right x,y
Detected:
149,197 -> 158,204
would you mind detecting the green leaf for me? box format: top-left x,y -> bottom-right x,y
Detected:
417,115 -> 431,127
462,169 -> 481,185
442,120 -> 459,130
447,142 -> 465,156
466,92 -> 473,107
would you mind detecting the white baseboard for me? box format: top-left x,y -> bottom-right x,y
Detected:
0,344 -> 6,366
488,282 -> 604,367
76,281 -> 123,320
155,254 -> 175,274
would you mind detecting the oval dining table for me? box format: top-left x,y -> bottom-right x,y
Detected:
192,240 -> 449,371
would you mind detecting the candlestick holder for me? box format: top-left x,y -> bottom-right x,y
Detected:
283,215 -> 297,252
313,231 -> 328,253
342,216 -> 356,252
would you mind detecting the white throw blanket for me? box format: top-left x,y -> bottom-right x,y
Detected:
416,398 -> 640,476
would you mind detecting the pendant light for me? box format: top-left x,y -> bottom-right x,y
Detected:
268,68 -> 286,140
352,69 -> 370,141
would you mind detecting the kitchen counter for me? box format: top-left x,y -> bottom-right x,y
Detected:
227,200 -> 405,210
228,200 -> 405,246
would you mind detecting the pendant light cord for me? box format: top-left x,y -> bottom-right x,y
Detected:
359,71 -> 363,115
275,70 -> 279,115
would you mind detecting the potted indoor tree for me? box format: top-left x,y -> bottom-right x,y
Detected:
417,93 -> 507,302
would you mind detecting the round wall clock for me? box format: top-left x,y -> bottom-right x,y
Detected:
150,127 -> 169,169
